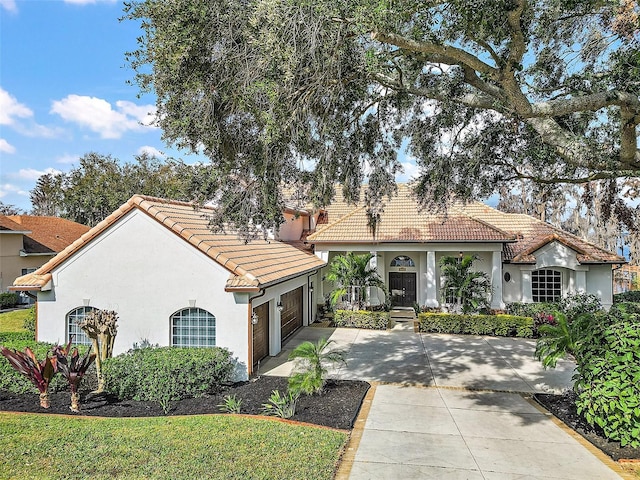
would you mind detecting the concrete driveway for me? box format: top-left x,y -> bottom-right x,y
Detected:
260,326 -> 627,479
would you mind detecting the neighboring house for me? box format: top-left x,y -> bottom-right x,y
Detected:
11,196 -> 324,379
0,215 -> 90,299
11,186 -> 624,379
305,185 -> 625,310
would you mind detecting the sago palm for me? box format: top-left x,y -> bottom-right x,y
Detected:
288,338 -> 346,395
440,254 -> 490,313
326,252 -> 385,309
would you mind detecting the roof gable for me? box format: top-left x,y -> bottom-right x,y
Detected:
12,195 -> 325,291
5,215 -> 90,254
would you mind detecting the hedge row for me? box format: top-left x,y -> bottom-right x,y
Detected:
333,310 -> 392,330
103,347 -> 235,412
417,313 -> 534,338
0,292 -> 19,309
614,291 -> 640,303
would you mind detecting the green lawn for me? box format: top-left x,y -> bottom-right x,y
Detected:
0,308 -> 30,333
0,412 -> 348,480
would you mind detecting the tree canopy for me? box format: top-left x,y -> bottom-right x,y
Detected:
123,0 -> 640,233
30,152 -> 218,226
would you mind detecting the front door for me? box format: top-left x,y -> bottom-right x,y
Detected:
389,272 -> 417,307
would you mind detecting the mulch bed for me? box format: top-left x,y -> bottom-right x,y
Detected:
0,376 -> 370,431
535,391 -> 640,461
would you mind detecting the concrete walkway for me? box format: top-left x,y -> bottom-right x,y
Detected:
260,326 -> 626,479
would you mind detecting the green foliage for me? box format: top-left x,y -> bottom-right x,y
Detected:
0,340 -> 68,394
534,313 -> 591,369
439,255 -> 491,314
506,301 -> 557,318
261,390 -> 299,419
574,315 -> 640,448
0,345 -> 57,407
123,0 -> 640,235
556,293 -> 602,319
30,153 -> 219,226
102,347 -> 234,412
326,252 -> 386,310
22,306 -> 36,334
614,291 -> 640,303
0,331 -> 35,343
218,394 -> 242,414
610,302 -> 640,316
332,310 -> 391,330
0,293 -> 19,309
417,313 -> 533,338
287,338 -> 346,396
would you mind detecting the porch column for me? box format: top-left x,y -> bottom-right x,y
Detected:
521,267 -> 533,303
425,250 -> 439,307
491,250 -> 504,309
575,268 -> 587,293
369,251 -> 384,307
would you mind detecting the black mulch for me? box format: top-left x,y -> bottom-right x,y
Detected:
535,391 -> 640,461
0,377 -> 370,431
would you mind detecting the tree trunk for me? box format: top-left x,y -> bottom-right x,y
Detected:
92,338 -> 104,393
39,391 -> 50,409
70,392 -> 80,412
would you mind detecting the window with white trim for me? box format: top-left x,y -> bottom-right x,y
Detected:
390,255 -> 415,267
532,269 -> 562,302
171,308 -> 216,347
66,306 -> 96,346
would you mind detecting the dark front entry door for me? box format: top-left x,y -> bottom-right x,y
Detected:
252,303 -> 269,366
389,272 -> 417,307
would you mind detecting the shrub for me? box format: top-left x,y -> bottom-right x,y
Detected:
574,314 -> 640,448
610,302 -> 640,316
556,293 -> 602,319
0,340 -> 68,394
506,301 -> 557,318
0,292 -> 19,309
614,290 -> 640,303
22,306 -> 36,334
0,345 -> 57,408
417,313 -> 534,338
0,331 -> 36,343
333,310 -> 391,330
261,390 -> 298,419
102,347 -> 235,412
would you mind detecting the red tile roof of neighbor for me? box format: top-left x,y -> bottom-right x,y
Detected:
307,184 -> 625,264
0,216 -> 30,232
12,196 -> 325,292
4,216 -> 91,254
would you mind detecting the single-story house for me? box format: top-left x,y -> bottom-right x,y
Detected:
304,185 -> 625,311
0,215 -> 90,299
11,185 -> 624,379
11,195 -> 325,379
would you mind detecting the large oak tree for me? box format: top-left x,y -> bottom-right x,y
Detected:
123,0 -> 640,234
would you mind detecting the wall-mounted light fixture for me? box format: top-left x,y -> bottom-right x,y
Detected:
188,299 -> 196,308
82,298 -> 90,306
277,301 -> 283,312
309,285 -> 314,294
251,312 -> 259,325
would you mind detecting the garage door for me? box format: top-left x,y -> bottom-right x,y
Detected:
252,303 -> 269,366
280,286 -> 303,344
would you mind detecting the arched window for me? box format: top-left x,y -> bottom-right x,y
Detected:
171,308 -> 216,347
390,255 -> 415,267
532,269 -> 562,302
66,306 -> 96,346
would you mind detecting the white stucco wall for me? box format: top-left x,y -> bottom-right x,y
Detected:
36,210 -> 251,377
586,264 -> 613,308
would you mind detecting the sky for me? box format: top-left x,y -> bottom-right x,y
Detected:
0,0 -> 419,213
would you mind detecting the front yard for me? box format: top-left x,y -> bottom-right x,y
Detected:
0,412 -> 348,480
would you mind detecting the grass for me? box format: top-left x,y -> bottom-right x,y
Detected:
0,412 -> 348,480
0,308 -> 30,333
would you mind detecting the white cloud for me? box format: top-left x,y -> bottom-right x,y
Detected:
56,154 -> 80,165
0,138 -> 15,154
0,0 -> 17,13
50,95 -> 157,139
137,145 -> 165,158
14,167 -> 62,181
0,183 -> 28,199
0,87 -> 32,125
396,160 -> 420,183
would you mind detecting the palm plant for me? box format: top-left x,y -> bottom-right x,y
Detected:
440,254 -> 491,314
288,338 -> 346,395
534,312 -> 590,369
0,346 -> 57,408
53,341 -> 96,412
326,252 -> 386,310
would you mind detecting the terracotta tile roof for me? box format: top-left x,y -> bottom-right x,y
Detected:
12,195 -> 325,292
9,273 -> 52,291
307,184 -> 624,264
4,215 -> 90,254
308,185 -> 514,243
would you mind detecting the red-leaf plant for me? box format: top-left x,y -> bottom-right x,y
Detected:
53,341 -> 96,412
0,346 -> 57,408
